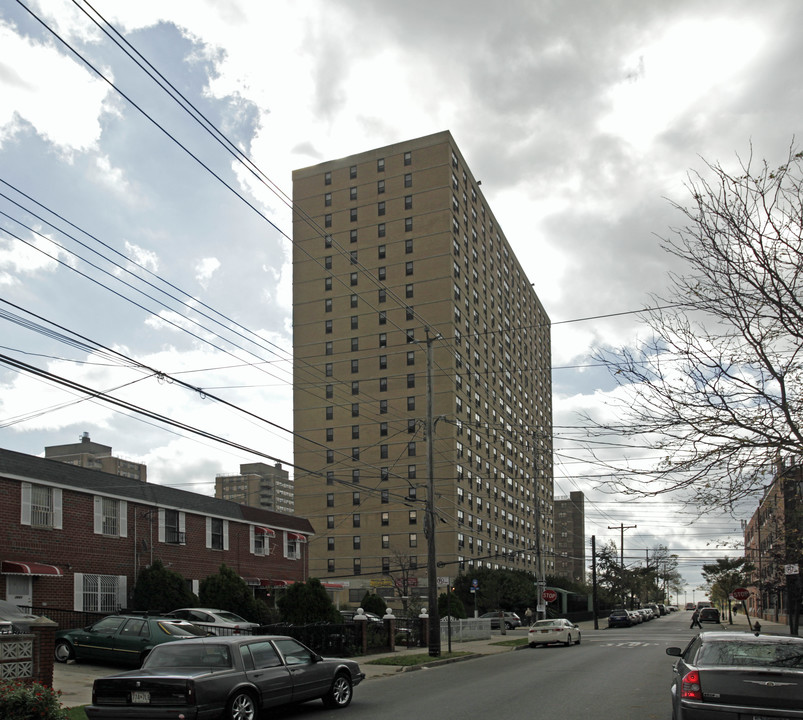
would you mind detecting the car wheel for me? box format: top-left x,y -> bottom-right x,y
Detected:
54,640 -> 74,663
226,690 -> 257,720
505,622 -> 513,630
323,672 -> 353,709
528,642 -> 536,648
564,634 -> 572,647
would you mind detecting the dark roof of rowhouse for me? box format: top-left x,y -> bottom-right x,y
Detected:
0,447 -> 313,535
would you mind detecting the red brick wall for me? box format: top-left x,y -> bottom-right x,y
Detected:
0,477 -> 307,610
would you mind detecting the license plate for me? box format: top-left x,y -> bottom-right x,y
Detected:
540,630 -> 549,633
131,691 -> 150,704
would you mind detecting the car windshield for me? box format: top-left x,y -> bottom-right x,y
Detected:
697,641 -> 803,668
214,612 -> 249,623
146,643 -> 232,668
159,621 -> 209,637
532,620 -> 561,628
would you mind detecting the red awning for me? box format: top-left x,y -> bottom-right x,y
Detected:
1,560 -> 63,576
255,526 -> 276,537
287,532 -> 307,543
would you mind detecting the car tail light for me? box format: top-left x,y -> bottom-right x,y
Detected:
234,625 -> 240,634
680,670 -> 702,700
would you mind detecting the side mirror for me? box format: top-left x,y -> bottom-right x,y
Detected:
666,647 -> 682,657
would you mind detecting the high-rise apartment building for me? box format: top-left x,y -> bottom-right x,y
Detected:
292,131 -> 553,605
215,462 -> 295,515
44,432 -> 147,482
554,491 -> 586,582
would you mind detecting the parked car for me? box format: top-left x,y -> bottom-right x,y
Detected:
528,618 -> 581,647
0,599 -> 39,633
698,607 -> 721,623
607,609 -> 633,628
666,631 -> 803,720
628,610 -> 643,624
479,611 -> 522,630
165,608 -> 261,635
685,602 -> 697,610
85,634 -> 365,719
55,614 -> 209,667
340,610 -> 383,624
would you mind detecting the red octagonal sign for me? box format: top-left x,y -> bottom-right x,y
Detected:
732,587 -> 749,600
542,589 -> 558,603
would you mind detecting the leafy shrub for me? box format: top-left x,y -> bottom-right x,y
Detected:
0,679 -> 68,720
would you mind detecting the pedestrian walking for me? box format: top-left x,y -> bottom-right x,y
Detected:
525,607 -> 533,623
690,609 -> 702,629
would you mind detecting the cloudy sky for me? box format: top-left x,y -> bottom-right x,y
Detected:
2,0 -> 800,595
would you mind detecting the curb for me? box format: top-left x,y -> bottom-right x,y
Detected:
397,652 -> 486,672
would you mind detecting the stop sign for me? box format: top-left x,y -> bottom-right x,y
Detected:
732,587 -> 750,600
542,589 -> 558,602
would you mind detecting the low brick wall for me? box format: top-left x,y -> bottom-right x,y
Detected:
0,618 -> 57,687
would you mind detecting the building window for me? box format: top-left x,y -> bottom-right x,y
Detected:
381,490 -> 389,504
325,384 -> 333,399
378,244 -> 386,259
404,173 -> 412,187
96,496 -> 122,536
209,518 -> 225,550
380,444 -> 388,459
328,538 -> 335,551
409,533 -> 417,548
350,228 -> 357,243
405,195 -> 413,210
350,208 -> 358,222
404,151 -> 412,166
378,289 -> 386,303
378,266 -> 386,281
381,512 -> 389,526
406,284 -> 414,298
406,261 -> 414,276
324,171 -> 332,185
350,272 -> 358,286
352,447 -> 360,461
164,509 -> 183,544
351,359 -> 359,373
379,333 -> 387,348
406,306 -> 414,320
326,471 -> 334,485
407,351 -> 415,365
408,464 -> 417,479
381,467 -> 389,481
409,556 -> 418,570
353,491 -> 360,506
353,535 -> 361,550
324,192 -> 332,207
353,514 -> 361,528
80,575 -> 122,613
350,294 -> 358,308
408,441 -> 416,456
327,515 -> 335,528
378,179 -> 385,194
353,558 -> 361,575
352,468 -> 360,483
379,354 -> 387,369
405,217 -> 413,231
328,559 -> 335,572
380,399 -> 388,414
382,534 -> 390,548
379,377 -> 388,392
325,255 -> 332,269
380,422 -> 388,436
408,419 -> 416,433
352,425 -> 360,440
327,493 -> 334,507
378,223 -> 386,237
325,319 -> 332,334
326,428 -> 334,442
350,165 -> 357,179
407,397 -> 416,411
324,213 -> 332,228
405,238 -> 413,253
377,158 -> 385,172
351,337 -> 359,351
325,277 -> 332,291
351,380 -> 359,395
378,202 -> 386,216
350,250 -> 357,264
349,186 -> 357,200
351,315 -> 358,330
325,362 -> 333,377
409,510 -> 417,525
326,449 -> 334,463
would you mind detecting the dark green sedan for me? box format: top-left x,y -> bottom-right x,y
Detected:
55,614 -> 208,667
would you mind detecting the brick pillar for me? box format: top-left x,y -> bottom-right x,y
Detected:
30,617 -> 58,687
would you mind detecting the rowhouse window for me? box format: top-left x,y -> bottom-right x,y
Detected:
210,518 -> 224,550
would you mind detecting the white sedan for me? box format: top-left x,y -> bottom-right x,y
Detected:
528,618 -> 582,647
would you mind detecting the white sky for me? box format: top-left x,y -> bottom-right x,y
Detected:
2,0 -> 800,595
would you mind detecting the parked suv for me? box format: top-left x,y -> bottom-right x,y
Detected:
479,611 -> 522,629
698,607 -> 721,623
607,609 -> 632,628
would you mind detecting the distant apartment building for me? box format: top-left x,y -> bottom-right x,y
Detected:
44,432 -> 147,482
292,131 -> 554,605
554,491 -> 585,583
744,456 -> 803,625
215,462 -> 295,515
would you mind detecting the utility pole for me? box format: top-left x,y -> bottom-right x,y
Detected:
591,535 -> 598,629
609,523 -> 637,607
425,328 -> 441,657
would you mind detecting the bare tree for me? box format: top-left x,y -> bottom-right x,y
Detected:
592,145 -> 803,508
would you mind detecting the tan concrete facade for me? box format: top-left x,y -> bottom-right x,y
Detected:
215,462 -> 295,515
292,131 -> 553,606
